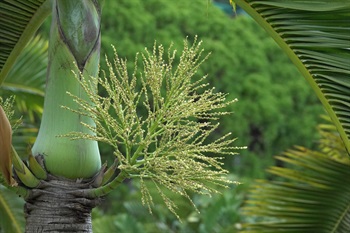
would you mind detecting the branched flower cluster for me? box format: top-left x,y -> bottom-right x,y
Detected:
0,96 -> 21,132
0,96 -> 21,186
64,38 -> 245,217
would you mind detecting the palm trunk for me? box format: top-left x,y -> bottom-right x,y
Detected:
26,0 -> 102,231
24,174 -> 101,233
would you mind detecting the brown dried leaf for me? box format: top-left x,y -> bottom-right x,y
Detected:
0,105 -> 14,185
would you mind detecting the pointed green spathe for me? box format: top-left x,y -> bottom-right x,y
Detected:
32,0 -> 101,179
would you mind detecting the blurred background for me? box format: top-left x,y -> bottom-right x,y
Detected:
0,0 -> 324,232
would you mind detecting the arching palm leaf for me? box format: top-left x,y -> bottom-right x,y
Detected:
0,185 -> 25,233
232,0 -> 350,152
317,115 -> 349,160
242,145 -> 350,232
0,36 -> 47,157
1,35 -> 47,121
0,0 -> 51,85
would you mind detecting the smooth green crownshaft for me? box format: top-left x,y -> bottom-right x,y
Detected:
32,0 -> 101,179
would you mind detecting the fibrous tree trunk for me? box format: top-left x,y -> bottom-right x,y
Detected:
24,174 -> 101,233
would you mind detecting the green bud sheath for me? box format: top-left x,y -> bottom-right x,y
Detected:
32,0 -> 101,179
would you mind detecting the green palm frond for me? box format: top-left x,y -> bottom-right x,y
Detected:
1,35 -> 47,121
317,115 -> 348,161
242,146 -> 350,232
0,36 -> 47,157
12,125 -> 38,159
3,35 -> 47,97
0,185 -> 25,233
233,0 -> 350,152
0,0 -> 51,85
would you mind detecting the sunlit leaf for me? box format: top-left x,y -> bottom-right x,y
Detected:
0,0 -> 51,85
242,120 -> 350,232
0,185 -> 25,233
233,0 -> 350,152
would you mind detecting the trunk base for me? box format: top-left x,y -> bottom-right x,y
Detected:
24,174 -> 101,233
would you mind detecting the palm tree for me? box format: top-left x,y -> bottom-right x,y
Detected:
0,0 -> 241,231
230,0 -> 350,231
1,1 -> 103,231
